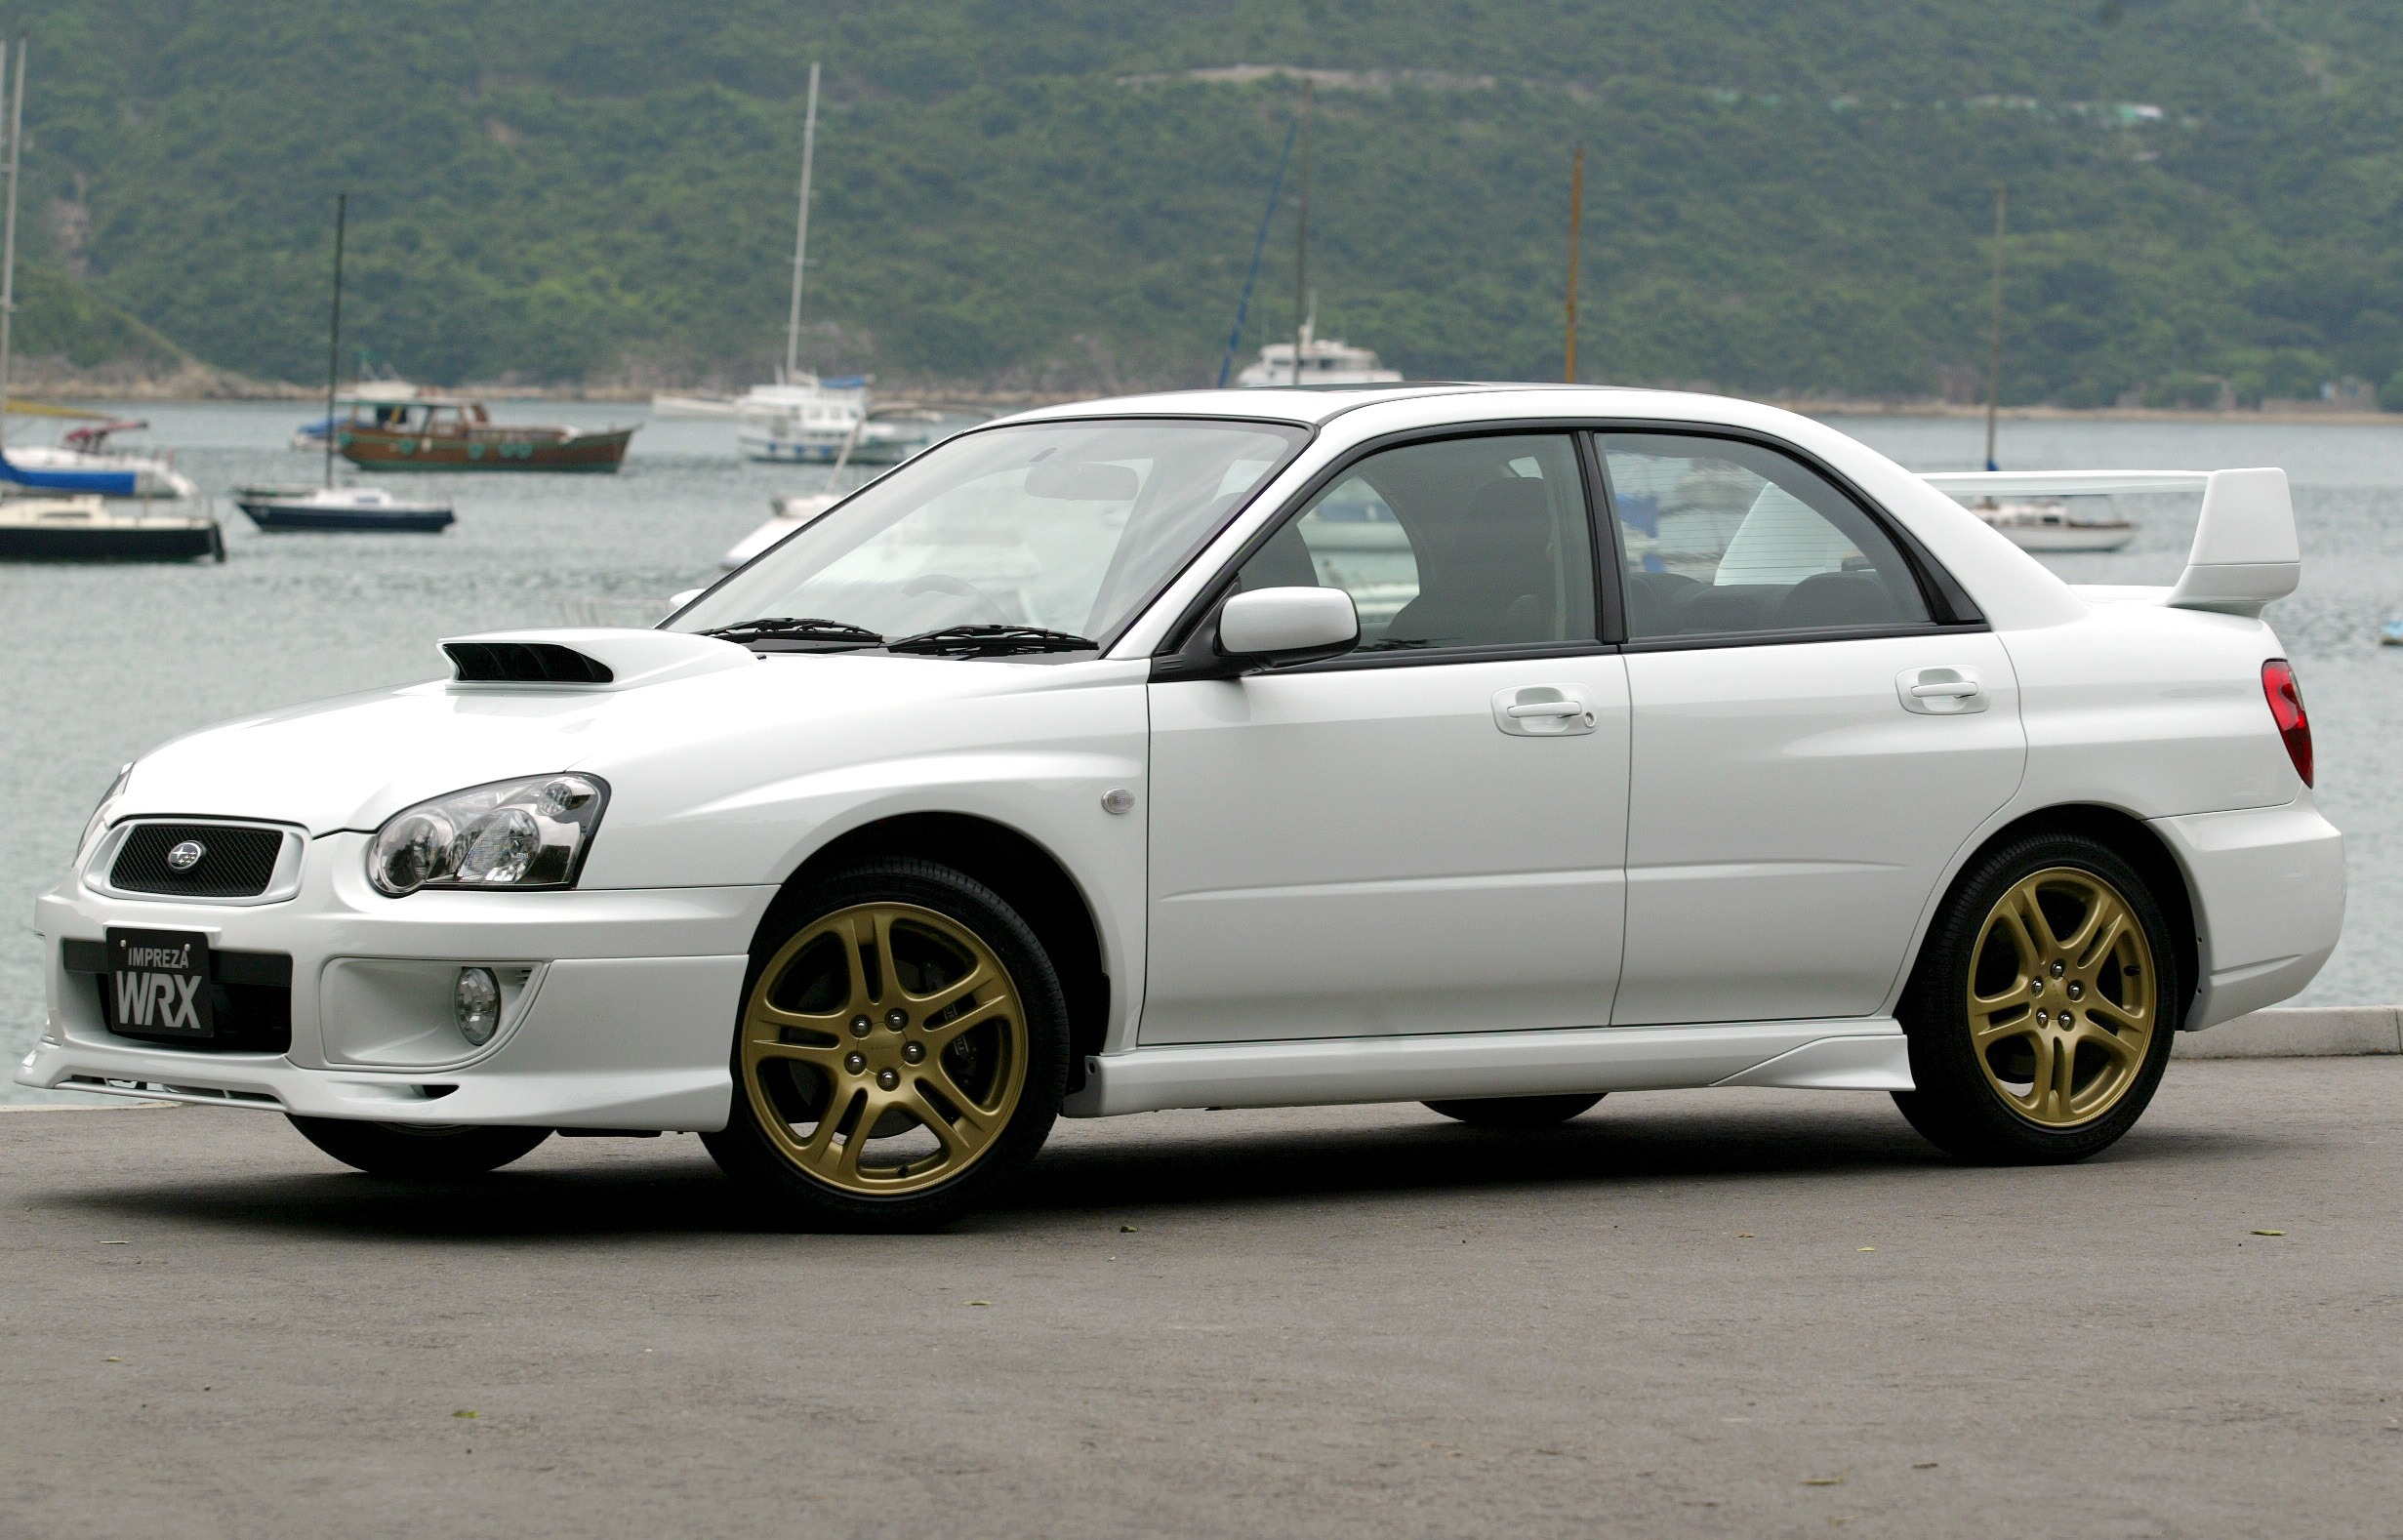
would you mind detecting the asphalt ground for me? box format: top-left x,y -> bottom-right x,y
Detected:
3,1058 -> 2398,1540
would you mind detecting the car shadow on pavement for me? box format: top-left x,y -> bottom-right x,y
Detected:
44,1096 -> 2284,1241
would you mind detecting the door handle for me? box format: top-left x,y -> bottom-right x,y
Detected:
1493,685 -> 1599,736
1896,666 -> 1987,715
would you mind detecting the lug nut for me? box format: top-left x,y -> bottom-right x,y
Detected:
2034,1010 -> 2050,1027
844,1051 -> 867,1074
2066,982 -> 2084,1000
850,1015 -> 873,1037
876,1068 -> 899,1090
2030,978 -> 2044,996
2051,960 -> 2066,979
902,1041 -> 925,1064
885,1008 -> 908,1030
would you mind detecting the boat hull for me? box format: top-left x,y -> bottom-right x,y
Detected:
0,522 -> 223,561
738,433 -> 854,465
338,426 -> 633,472
236,500 -> 455,533
1990,523 -> 2138,553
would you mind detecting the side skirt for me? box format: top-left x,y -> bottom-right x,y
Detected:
1066,1020 -> 1912,1116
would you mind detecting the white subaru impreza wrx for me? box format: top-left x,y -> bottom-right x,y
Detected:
21,385 -> 2343,1228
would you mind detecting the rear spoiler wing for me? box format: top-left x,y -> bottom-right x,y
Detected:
1922,467 -> 2299,618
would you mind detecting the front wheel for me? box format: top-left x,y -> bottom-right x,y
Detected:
701,858 -> 1070,1231
288,1116 -> 550,1178
1893,832 -> 2180,1164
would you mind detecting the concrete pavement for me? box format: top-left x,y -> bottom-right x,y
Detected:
3,1058 -> 2399,1539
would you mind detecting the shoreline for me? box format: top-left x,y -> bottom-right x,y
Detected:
10,386 -> 2398,426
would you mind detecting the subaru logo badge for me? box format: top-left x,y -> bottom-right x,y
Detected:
166,840 -> 207,872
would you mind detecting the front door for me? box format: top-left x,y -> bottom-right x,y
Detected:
1143,431 -> 1632,1045
1601,430 -> 2027,1025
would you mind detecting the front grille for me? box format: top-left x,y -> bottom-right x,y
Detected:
444,640 -> 613,684
108,823 -> 287,898
62,940 -> 294,1055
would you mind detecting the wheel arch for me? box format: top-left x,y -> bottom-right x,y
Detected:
1910,803 -> 2202,1031
762,812 -> 1111,1092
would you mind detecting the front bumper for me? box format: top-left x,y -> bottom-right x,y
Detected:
19,831 -> 773,1130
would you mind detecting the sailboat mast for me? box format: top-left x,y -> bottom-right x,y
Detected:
0,40 -> 24,452
1985,185 -> 2007,472
1291,78 -> 1311,385
323,192 -> 346,489
785,61 -> 820,385
1565,143 -> 1583,384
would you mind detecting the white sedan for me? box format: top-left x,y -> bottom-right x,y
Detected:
21,386 -> 2343,1228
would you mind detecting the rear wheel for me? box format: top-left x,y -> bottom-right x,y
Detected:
287,1116 -> 550,1178
702,858 -> 1069,1231
1894,832 -> 2179,1164
1423,1093 -> 1605,1128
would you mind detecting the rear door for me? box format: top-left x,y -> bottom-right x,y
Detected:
1603,430 -> 2025,1025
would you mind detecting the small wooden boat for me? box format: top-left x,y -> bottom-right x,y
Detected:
0,495 -> 224,561
2380,621 -> 2403,648
233,485 -> 454,533
337,397 -> 636,472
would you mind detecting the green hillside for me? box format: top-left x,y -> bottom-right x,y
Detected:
16,1 -> 2403,404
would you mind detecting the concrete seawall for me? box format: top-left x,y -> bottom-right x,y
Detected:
2176,1006 -> 2403,1058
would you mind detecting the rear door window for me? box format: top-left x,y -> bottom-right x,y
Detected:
1602,433 -> 1931,640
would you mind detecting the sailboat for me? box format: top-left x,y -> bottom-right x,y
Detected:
1955,187 -> 2135,554
1222,81 -> 1402,391
735,61 -> 870,464
0,40 -> 221,560
234,195 -> 455,532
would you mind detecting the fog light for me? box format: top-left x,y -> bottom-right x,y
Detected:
455,967 -> 502,1047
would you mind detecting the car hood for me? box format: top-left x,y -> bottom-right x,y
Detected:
109,644 -> 1143,837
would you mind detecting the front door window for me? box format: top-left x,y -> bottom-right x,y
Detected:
1235,432 -> 1597,650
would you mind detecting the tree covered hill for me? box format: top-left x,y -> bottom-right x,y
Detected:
16,0 -> 2403,405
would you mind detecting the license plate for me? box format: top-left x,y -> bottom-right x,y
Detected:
106,928 -> 213,1038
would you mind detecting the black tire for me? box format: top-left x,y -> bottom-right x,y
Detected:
1423,1093 -> 1605,1128
1893,831 -> 2181,1164
287,1116 -> 550,1178
701,857 -> 1070,1232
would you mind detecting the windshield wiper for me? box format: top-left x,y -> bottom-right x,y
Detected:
885,624 -> 1098,658
699,617 -> 885,648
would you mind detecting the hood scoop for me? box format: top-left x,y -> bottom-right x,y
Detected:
439,628 -> 754,690
445,639 -> 614,684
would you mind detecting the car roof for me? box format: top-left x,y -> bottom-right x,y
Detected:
999,382 -> 1679,428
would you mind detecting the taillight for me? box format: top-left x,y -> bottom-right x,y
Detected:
2261,659 -> 2312,787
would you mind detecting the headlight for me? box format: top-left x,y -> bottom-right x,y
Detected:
368,774 -> 609,897
77,763 -> 134,862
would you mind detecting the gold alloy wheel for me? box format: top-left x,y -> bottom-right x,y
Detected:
739,902 -> 1029,1196
1967,867 -> 2159,1128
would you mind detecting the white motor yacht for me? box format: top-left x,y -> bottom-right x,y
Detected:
735,375 -> 869,464
1237,319 -> 1403,387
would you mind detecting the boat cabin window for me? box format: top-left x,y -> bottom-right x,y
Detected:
1602,433 -> 1931,639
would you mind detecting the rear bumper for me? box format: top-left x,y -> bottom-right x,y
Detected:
2152,798 -> 2345,1029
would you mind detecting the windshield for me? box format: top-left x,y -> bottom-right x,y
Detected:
672,418 -> 1310,648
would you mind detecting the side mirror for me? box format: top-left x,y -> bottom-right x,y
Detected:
1216,587 -> 1360,668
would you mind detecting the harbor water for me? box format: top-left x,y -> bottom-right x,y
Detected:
4,404 -> 2398,1102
